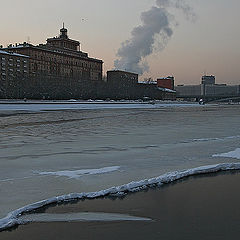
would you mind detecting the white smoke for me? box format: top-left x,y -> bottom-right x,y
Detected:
114,0 -> 195,75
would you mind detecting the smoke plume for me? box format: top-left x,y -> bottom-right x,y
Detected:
114,0 -> 195,75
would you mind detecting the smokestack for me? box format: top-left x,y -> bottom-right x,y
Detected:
114,0 -> 195,75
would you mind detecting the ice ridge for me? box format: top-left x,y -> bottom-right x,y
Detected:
1,162 -> 240,231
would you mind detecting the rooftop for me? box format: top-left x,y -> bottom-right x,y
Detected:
0,49 -> 29,58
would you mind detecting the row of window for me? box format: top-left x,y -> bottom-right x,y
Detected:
1,57 -> 27,63
30,61 -> 100,74
1,62 -> 27,68
31,53 -> 101,70
1,70 -> 28,75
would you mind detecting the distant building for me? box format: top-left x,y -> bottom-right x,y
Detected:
175,84 -> 204,98
106,70 -> 176,100
204,84 -> 240,97
0,26 -> 177,100
202,75 -> 215,85
0,25 -> 104,99
175,75 -> 240,100
107,70 -> 138,85
142,78 -> 157,85
4,25 -> 103,81
157,76 -> 174,90
0,50 -> 29,98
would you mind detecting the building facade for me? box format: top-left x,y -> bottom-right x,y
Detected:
0,50 -> 29,98
4,25 -> 103,82
157,76 -> 174,90
201,75 -> 216,85
107,70 -> 138,85
175,75 -> 240,100
0,27 -> 177,100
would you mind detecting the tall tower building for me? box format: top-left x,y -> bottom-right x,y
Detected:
46,24 -> 80,51
202,75 -> 215,85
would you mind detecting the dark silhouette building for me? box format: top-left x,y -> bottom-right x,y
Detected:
106,70 -> 176,100
0,26 -> 176,100
107,70 -> 138,85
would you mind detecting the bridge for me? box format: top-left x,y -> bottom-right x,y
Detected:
205,96 -> 240,103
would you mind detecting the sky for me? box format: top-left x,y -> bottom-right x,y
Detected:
0,0 -> 239,85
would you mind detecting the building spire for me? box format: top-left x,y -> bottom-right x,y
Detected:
60,22 -> 68,39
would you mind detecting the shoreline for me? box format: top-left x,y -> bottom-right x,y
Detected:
0,100 -> 201,113
0,99 -> 193,104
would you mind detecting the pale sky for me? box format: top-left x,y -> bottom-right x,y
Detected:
1,0 -> 239,85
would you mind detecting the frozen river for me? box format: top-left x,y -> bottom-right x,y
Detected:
0,102 -> 239,229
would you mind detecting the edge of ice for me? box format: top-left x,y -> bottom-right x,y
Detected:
18,212 -> 152,223
1,162 -> 240,231
38,166 -> 121,179
213,148 -> 240,160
